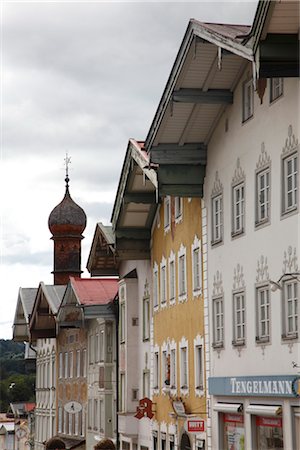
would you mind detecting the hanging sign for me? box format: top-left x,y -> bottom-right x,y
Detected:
184,418 -> 205,433
134,397 -> 153,419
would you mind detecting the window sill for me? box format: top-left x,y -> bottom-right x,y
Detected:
282,333 -> 298,341
212,342 -> 224,350
211,238 -> 223,248
231,230 -> 245,239
232,339 -> 245,347
269,93 -> 283,105
242,114 -> 253,124
256,336 -> 270,344
281,206 -> 298,219
255,218 -> 270,229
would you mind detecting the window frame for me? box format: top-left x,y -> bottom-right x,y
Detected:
192,235 -> 202,296
282,151 -> 298,216
270,77 -> 283,103
282,278 -> 298,339
170,343 -> 177,394
142,294 -> 150,341
153,263 -> 159,309
153,348 -> 160,392
194,335 -> 204,395
256,285 -> 270,343
178,245 -> 187,302
232,181 -> 245,237
174,197 -> 183,223
212,296 -> 224,348
211,193 -> 223,244
179,341 -> 189,394
168,251 -> 176,305
164,196 -> 171,232
242,77 -> 254,122
255,166 -> 271,227
160,257 -> 167,306
232,290 -> 246,346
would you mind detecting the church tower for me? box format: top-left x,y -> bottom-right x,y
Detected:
48,159 -> 87,285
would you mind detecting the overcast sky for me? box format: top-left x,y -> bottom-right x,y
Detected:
0,1 -> 258,339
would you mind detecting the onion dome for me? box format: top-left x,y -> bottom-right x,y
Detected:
48,175 -> 87,237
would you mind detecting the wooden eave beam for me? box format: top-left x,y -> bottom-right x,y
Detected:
157,164 -> 205,198
150,143 -> 207,165
259,34 -> 299,77
115,228 -> 151,240
172,88 -> 233,104
123,192 -> 156,204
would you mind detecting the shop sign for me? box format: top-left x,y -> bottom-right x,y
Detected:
256,417 -> 282,428
209,375 -> 298,397
172,400 -> 186,417
224,414 -> 244,424
134,397 -> 153,419
184,418 -> 205,433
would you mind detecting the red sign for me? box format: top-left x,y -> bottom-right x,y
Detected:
186,419 -> 205,433
134,397 -> 153,420
256,417 -> 282,428
224,414 -> 244,424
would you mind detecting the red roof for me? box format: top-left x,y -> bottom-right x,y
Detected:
25,403 -> 35,412
70,277 -> 118,305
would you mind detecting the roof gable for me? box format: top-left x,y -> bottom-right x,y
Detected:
86,223 -> 118,277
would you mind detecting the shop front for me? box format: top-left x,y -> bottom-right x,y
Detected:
209,375 -> 300,450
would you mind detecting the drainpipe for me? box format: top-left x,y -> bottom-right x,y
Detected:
113,296 -> 119,450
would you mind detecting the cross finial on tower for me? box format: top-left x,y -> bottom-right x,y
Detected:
64,152 -> 71,189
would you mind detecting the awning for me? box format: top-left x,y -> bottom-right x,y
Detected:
213,403 -> 243,413
246,405 -> 282,417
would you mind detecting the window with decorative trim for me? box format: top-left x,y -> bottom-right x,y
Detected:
232,182 -> 245,236
161,347 -> 170,388
212,297 -> 224,348
76,350 -> 80,378
160,258 -> 167,305
174,197 -> 183,222
212,194 -> 223,244
194,335 -> 204,394
58,406 -> 63,433
82,349 -> 87,377
69,351 -> 73,378
64,352 -> 68,378
59,352 -> 63,379
282,279 -> 298,339
192,236 -> 202,296
256,167 -> 270,226
242,78 -> 253,122
256,285 -> 270,343
164,196 -> 171,232
120,373 -> 125,412
170,344 -> 177,392
270,78 -> 283,103
120,302 -> 126,343
143,295 -> 150,341
153,349 -> 159,391
169,252 -> 176,304
178,245 -> 187,301
180,344 -> 188,392
282,152 -> 298,215
143,370 -> 150,398
233,291 -> 246,346
93,399 -> 98,431
153,263 -> 159,309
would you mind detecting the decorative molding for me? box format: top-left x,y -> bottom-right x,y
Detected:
211,171 -> 223,197
282,246 -> 298,274
233,263 -> 245,290
282,125 -> 299,157
256,255 -> 269,283
256,142 -> 271,171
213,270 -> 223,296
232,158 -> 245,185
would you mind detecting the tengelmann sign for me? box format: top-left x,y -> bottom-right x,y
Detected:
209,375 -> 300,398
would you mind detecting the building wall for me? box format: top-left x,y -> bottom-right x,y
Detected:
86,317 -> 117,450
35,338 -> 56,450
151,197 -> 206,449
204,68 -> 299,450
56,328 -> 87,442
118,260 -> 152,450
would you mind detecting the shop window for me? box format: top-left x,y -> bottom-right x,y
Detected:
256,416 -> 283,449
223,413 -> 245,450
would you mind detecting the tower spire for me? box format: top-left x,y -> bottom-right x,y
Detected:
64,152 -> 71,191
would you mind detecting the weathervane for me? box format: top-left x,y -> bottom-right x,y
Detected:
64,152 -> 71,188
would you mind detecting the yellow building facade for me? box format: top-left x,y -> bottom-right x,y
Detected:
151,196 -> 207,450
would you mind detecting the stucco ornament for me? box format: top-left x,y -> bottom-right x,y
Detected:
256,142 -> 271,170
211,171 -> 223,197
232,158 -> 245,185
282,124 -> 299,156
282,246 -> 298,274
256,255 -> 269,283
213,270 -> 223,296
233,263 -> 245,290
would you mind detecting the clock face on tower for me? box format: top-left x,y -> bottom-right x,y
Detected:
64,401 -> 82,414
15,427 -> 27,440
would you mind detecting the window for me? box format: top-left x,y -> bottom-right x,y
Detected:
88,399 -> 92,429
169,252 -> 176,304
233,291 -> 246,345
170,347 -> 176,391
89,334 -> 94,364
242,78 -> 253,121
161,349 -> 170,387
143,370 -> 150,398
212,194 -> 223,243
120,373 -> 125,412
143,295 -> 150,341
282,152 -> 298,214
169,436 -> 175,450
175,197 -> 183,221
194,344 -> 203,391
256,168 -> 270,225
180,345 -> 188,391
192,236 -> 202,295
93,399 -> 98,430
69,351 -> 73,378
68,411 -> 73,435
120,302 -> 126,343
99,399 -> 104,432
100,330 -> 104,362
164,196 -> 171,231
74,412 -> 79,436
153,263 -> 159,308
58,407 -> 62,433
232,182 -> 245,236
153,350 -> 159,390
64,352 -> 68,378
82,349 -> 87,377
256,286 -> 270,342
95,333 -> 99,363
59,352 -> 63,379
160,259 -> 167,305
270,78 -> 283,102
63,410 -> 67,435
282,279 -> 298,338
161,433 -> 166,450
178,245 -> 187,300
76,350 -> 81,377
213,297 -> 224,347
